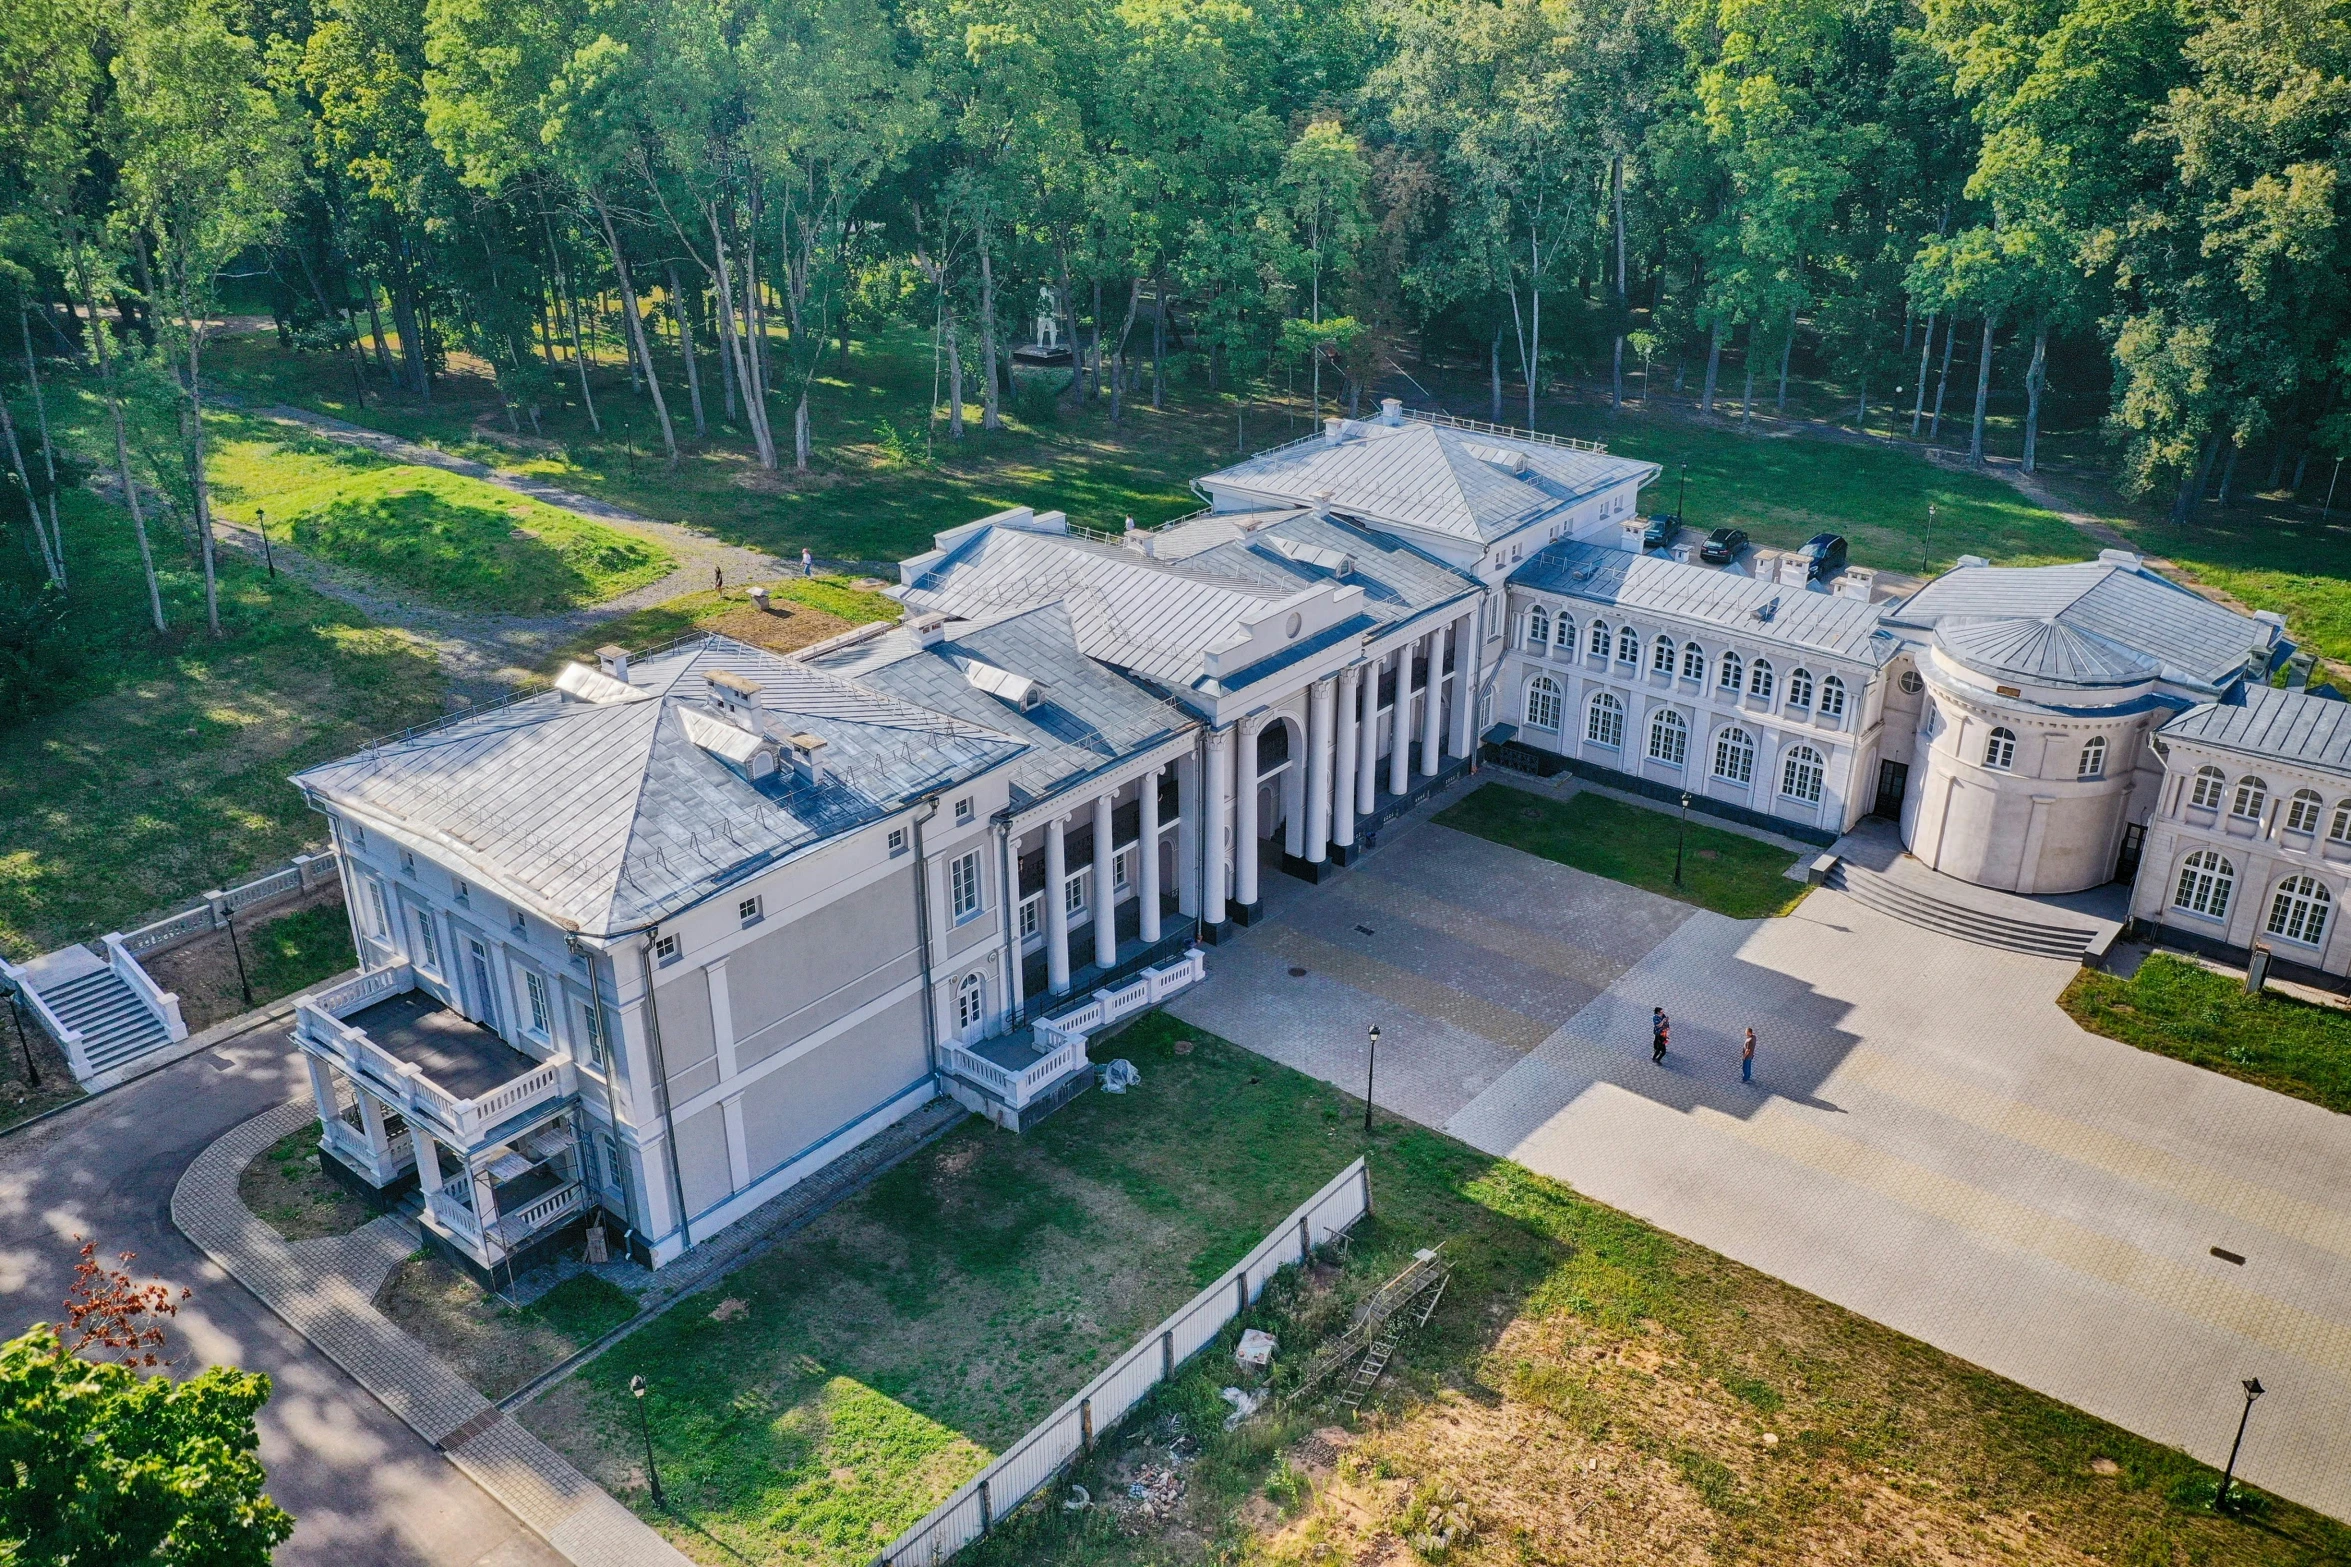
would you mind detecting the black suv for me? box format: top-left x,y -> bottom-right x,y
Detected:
1797,532 -> 1849,580
1699,526 -> 1749,564
1641,513 -> 1680,551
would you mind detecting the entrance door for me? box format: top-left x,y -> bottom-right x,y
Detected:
2115,822 -> 2147,885
1873,759 -> 1910,820
466,939 -> 500,1033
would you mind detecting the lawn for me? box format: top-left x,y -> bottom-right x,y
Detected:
144,896 -> 360,1032
0,483 -> 446,959
375,1259 -> 640,1402
520,1010 -> 2347,1567
1434,783 -> 1808,919
239,1125 -> 374,1243
2062,952 -> 2351,1116
540,574 -> 901,676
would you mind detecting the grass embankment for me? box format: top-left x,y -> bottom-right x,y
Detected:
239,1126 -> 375,1243
2063,952 -> 2351,1116
376,1259 -> 639,1401
542,575 -> 902,673
1435,783 -> 1807,919
520,1011 -> 2343,1567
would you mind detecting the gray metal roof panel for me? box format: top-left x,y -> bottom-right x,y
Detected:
2160,683 -> 2351,776
1165,510 -> 1481,622
1510,542 -> 1895,664
1886,563 -> 2268,689
1932,616 -> 2161,688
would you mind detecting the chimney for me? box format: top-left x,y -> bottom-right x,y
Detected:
1380,397 -> 1403,425
707,669 -> 763,727
1311,489 -> 1335,520
596,644 -> 630,682
910,613 -> 949,649
786,732 -> 828,782
1323,416 -> 1345,446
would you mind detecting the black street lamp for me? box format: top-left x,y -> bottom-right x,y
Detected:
4,992 -> 37,1087
1920,502 -> 1936,575
1676,464 -> 1689,525
630,1374 -> 666,1505
256,506 -> 276,578
1672,792 -> 1693,888
2216,1377 -> 2264,1510
222,910 -> 254,1008
1364,1024 -> 1380,1136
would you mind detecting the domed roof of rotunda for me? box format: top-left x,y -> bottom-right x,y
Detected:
1932,615 -> 2162,690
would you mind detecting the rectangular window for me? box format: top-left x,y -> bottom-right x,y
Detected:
1019,893 -> 1041,939
582,1000 -> 608,1069
738,894 -> 764,926
598,1132 -> 624,1199
399,848 -> 416,877
1064,870 -> 1088,917
888,827 -> 908,857
341,818 -> 365,850
368,881 -> 392,939
654,932 -> 680,965
413,909 -> 440,972
509,907 -> 527,936
525,971 -> 551,1036
1113,848 -> 1132,891
950,851 -> 982,922
954,796 -> 974,824
452,877 -> 470,906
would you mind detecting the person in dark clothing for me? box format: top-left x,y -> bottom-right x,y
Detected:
1742,1027 -> 1756,1083
1651,1006 -> 1668,1064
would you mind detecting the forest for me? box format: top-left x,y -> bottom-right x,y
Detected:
0,0 -> 2345,646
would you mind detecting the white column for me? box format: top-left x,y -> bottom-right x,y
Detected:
1004,828 -> 1026,1017
413,1129 -> 444,1196
1203,726 -> 1231,925
1234,716 -> 1262,908
1306,676 -> 1335,862
1333,666 -> 1360,852
1357,655 -> 1381,815
1388,647 -> 1413,798
1045,814 -> 1072,995
1419,627 -> 1445,776
1138,765 -> 1163,944
1093,792 -> 1117,971
1176,751 -> 1200,917
302,1054 -> 339,1127
355,1088 -> 392,1163
1448,610 -> 1480,758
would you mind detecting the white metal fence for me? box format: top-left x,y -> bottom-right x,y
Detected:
870,1156 -> 1373,1567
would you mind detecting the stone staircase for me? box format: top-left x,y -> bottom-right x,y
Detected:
1824,862 -> 2111,961
2,943 -> 189,1088
39,967 -> 174,1074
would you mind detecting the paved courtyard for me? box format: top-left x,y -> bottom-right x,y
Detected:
1172,795 -> 2351,1523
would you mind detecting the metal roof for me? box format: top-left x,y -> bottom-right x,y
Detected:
1152,507 -> 1481,624
293,638 -> 1025,936
1932,616 -> 2161,689
811,603 -> 1197,809
1199,414 -> 1659,545
1509,542 -> 1897,665
2160,683 -> 2351,777
1885,561 -> 2271,692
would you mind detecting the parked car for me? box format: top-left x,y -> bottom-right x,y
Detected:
1797,532 -> 1849,580
1699,526 -> 1749,564
1642,513 -> 1680,551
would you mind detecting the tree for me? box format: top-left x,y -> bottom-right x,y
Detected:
1277,119 -> 1371,422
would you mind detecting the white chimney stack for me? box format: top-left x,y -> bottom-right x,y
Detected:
910,613 -> 949,649
1380,397 -> 1403,425
596,644 -> 630,682
1323,416 -> 1345,446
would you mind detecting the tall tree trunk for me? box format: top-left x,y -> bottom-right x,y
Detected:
1740,320 -> 1756,433
548,222 -> 602,434
944,299 -> 965,440
179,335 -> 222,637
1968,313 -> 1997,465
2173,433 -> 2220,523
1931,315 -> 1955,440
2292,450 -> 2310,493
1777,303 -> 1795,411
1151,275 -> 1167,412
364,283 -> 392,374
1089,278 -> 1104,404
1108,280 -> 1139,428
0,384 -> 61,588
977,223 -> 1002,431
1700,320 -> 1724,414
2021,317 -> 2048,474
1054,243 -> 1081,403
794,392 -> 810,472
18,308 -> 66,588
74,252 -> 164,631
1910,312 -> 1936,435
594,202 -> 677,467
1610,154 -> 1626,411
709,205 -> 776,468
2214,442 -> 2238,507
1489,321 -> 1503,422
391,265 -> 429,400
667,263 -> 707,439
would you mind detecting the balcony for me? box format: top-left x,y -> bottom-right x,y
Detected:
943,948 -> 1206,1131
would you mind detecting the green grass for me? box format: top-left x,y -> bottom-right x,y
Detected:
1434,783 -> 1808,919
2062,952 -> 2351,1116
542,574 -> 901,675
526,1274 -> 641,1342
243,902 -> 359,999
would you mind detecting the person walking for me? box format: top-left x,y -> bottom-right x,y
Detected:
1741,1027 -> 1756,1084
801,546 -> 814,576
1651,1006 -> 1668,1065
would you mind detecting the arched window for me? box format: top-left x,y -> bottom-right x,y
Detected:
1781,744 -> 1824,804
1616,626 -> 1640,664
1588,620 -> 1610,658
2267,875 -> 2332,946
1525,606 -> 1550,650
2189,765 -> 2226,811
1648,708 -> 1688,767
1787,669 -> 1815,709
1553,616 -> 1575,657
2232,777 -> 2268,820
1524,675 -> 1563,731
1818,676 -> 1847,721
1680,643 -> 1705,682
2285,789 -> 2324,835
1749,659 -> 1775,700
1984,727 -> 2017,770
1713,725 -> 1755,785
2173,850 -> 2235,920
2331,802 -> 2351,844
1652,635 -> 1677,674
1586,692 -> 1624,749
1718,651 -> 1744,693
2078,736 -> 2107,780
955,972 -> 986,1033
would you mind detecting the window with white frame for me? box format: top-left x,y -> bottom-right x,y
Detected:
888,826 -> 909,857
1648,708 -> 1688,768
368,880 -> 392,939
654,931 -> 680,965
413,909 -> 440,972
582,999 -> 608,1069
1553,616 -> 1574,656
1019,893 -> 1041,938
596,1131 -> 622,1196
1818,675 -> 1847,721
738,894 -> 764,926
2189,765 -> 2226,811
452,877 -> 470,906
1064,869 -> 1088,917
1588,620 -> 1610,658
339,818 -> 366,850
1652,635 -> 1676,674
1586,692 -> 1625,749
510,907 -> 527,936
2285,788 -> 2324,834
1525,606 -> 1550,650
1781,745 -> 1825,805
1748,659 -> 1774,700
2076,735 -> 2106,779
954,796 -> 975,823
2267,875 -> 2331,945
524,970 -> 552,1037
1984,727 -> 2017,770
2232,776 -> 2268,820
1718,651 -> 1744,693
1113,847 -> 1132,890
1899,668 -> 1924,695
2332,802 -> 2351,844
1713,726 -> 1755,785
399,847 -> 416,876
2174,849 -> 2234,920
955,972 -> 986,1032
950,850 -> 983,922
1680,643 -> 1705,682
1786,669 -> 1814,709
1525,676 -> 1563,731
1616,626 -> 1640,664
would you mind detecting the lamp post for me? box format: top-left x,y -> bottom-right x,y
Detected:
2216,1377 -> 2264,1510
1920,503 -> 1935,574
4,991 -> 37,1087
256,506 -> 276,578
1364,1024 -> 1380,1136
221,910 -> 254,1008
630,1374 -> 665,1505
1676,464 -> 1689,526
1672,791 -> 1693,888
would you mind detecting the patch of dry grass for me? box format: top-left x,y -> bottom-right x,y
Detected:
238,1127 -> 373,1242
374,1256 -> 639,1401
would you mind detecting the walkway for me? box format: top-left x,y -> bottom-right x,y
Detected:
1173,802 -> 2351,1523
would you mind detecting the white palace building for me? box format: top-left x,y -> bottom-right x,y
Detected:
280,400 -> 2339,1279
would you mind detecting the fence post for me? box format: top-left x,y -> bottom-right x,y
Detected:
1236,1271 -> 1248,1312
202,890 -> 229,931
1160,1330 -> 1174,1381
1298,1215 -> 1312,1265
1080,1398 -> 1093,1453
1359,1160 -> 1373,1218
978,1478 -> 992,1536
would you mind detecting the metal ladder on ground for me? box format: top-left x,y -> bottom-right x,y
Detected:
1287,1246 -> 1452,1409
1336,1259 -> 1448,1409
